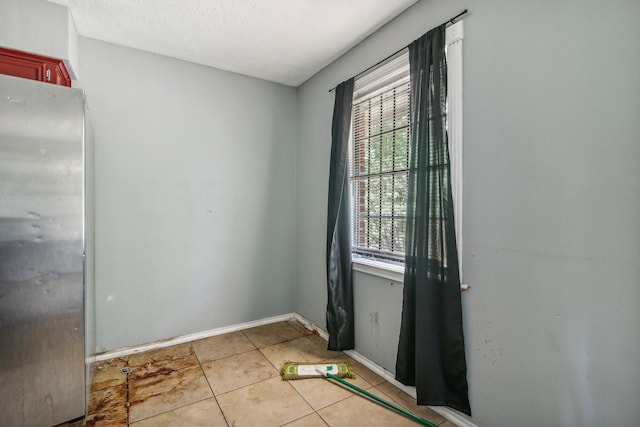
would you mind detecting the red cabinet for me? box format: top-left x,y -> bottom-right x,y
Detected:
0,47 -> 71,87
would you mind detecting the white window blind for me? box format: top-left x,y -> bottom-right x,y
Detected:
350,52 -> 410,262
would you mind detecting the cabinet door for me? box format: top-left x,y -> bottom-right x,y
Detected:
0,46 -> 71,87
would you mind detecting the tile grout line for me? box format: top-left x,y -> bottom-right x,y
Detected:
263,325 -> 367,424
100,318 -> 457,426
278,410 -> 330,427
197,347 -> 270,392
125,321 -> 437,427
244,326 -> 321,427
127,345 -> 222,425
125,359 -> 130,426
192,344 -> 231,427
127,396 -> 216,425
198,327 -> 312,399
291,322 -> 441,426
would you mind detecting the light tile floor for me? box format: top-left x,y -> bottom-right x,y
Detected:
85,320 -> 457,427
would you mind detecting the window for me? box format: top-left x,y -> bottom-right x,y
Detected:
350,54 -> 410,264
350,21 -> 464,279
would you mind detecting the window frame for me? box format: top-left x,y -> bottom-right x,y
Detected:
350,57 -> 410,264
351,21 -> 464,284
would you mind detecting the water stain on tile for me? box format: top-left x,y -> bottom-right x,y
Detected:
129,353 -> 200,382
285,319 -> 317,336
86,320 -> 459,427
91,357 -> 129,392
132,364 -> 175,380
128,364 -> 212,423
85,383 -> 128,427
127,343 -> 194,368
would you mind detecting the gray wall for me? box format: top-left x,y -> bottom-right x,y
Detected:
295,1 -> 640,426
77,38 -> 297,352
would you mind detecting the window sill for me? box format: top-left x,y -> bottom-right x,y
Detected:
352,257 -> 404,283
351,257 -> 471,292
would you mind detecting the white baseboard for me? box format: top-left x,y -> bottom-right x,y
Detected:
94,312 -> 296,361
94,312 -> 477,427
292,313 -> 477,427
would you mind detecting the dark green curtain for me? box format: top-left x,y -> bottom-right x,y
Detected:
326,78 -> 355,351
395,25 -> 471,415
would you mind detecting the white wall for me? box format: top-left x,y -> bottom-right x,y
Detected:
77,38 -> 297,352
295,1 -> 640,426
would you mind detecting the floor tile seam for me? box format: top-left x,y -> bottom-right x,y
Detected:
315,403 -> 342,426
316,356 -> 384,389
325,356 -> 387,387
329,385 -> 380,409
352,384 -> 431,422
125,357 -> 131,425
127,363 -> 214,419
191,335 -> 258,359
197,346 -> 266,366
282,372 -> 368,415
278,411 -> 330,427
195,341 -> 280,395
192,348 -> 217,397
90,350 -> 211,425
212,371 -> 284,397
282,376 -> 318,414
240,326 -> 308,349
308,387 -> 363,413
239,328 -> 267,349
192,345 -> 232,427
256,348 -> 332,378
258,335 -> 329,354
301,339 -> 343,360
193,337 -> 281,398
316,388 -> 411,423
248,335 -> 308,350
256,346 -> 287,373
127,395 -> 215,425
372,382 -> 444,422
374,385 -> 416,413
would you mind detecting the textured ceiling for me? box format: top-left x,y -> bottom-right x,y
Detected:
45,0 -> 417,87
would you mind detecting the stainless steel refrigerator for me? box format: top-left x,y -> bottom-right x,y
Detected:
0,74 -> 95,427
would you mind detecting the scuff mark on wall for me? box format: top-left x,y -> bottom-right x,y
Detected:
369,311 -> 382,360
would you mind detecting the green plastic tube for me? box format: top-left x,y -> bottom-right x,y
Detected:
325,372 -> 438,427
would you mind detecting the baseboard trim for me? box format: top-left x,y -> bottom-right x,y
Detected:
95,312 -> 476,427
292,313 -> 477,427
95,312 -> 296,361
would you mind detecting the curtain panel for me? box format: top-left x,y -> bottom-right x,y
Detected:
326,78 -> 355,351
395,24 -> 471,415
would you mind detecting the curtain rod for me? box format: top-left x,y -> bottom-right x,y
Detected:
328,9 -> 468,93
